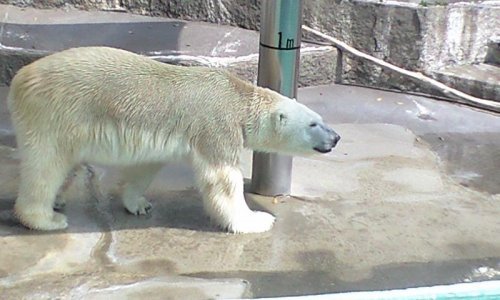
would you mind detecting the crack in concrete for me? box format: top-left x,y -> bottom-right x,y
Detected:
84,165 -> 116,270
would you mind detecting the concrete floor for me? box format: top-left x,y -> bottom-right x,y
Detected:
0,4 -> 499,300
0,84 -> 499,299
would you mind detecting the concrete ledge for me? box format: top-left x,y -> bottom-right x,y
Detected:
433,63 -> 500,102
0,46 -> 338,88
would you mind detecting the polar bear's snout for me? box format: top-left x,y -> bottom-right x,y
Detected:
312,123 -> 340,153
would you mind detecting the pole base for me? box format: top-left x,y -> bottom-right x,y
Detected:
251,152 -> 293,196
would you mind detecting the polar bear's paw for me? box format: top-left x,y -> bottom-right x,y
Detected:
124,196 -> 153,215
227,211 -> 275,234
17,211 -> 68,231
53,196 -> 66,210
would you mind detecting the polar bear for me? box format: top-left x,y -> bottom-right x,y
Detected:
7,46 -> 340,233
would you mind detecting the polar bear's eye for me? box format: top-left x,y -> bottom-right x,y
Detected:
310,122 -> 318,127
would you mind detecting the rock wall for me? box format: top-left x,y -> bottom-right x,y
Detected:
303,1 -> 425,91
0,0 -> 498,98
420,3 -> 499,71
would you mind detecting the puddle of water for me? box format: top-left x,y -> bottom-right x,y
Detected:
421,132 -> 500,194
189,257 -> 500,298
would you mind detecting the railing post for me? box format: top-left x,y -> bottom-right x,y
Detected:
335,48 -> 343,84
251,0 -> 303,196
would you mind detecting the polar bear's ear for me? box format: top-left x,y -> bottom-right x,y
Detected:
279,112 -> 287,122
273,111 -> 287,128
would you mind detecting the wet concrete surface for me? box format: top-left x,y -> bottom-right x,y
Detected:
0,83 -> 499,298
299,85 -> 500,195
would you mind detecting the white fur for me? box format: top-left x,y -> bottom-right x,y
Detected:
192,154 -> 275,233
8,47 -> 331,233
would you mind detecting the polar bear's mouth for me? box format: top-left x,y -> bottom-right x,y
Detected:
313,146 -> 332,153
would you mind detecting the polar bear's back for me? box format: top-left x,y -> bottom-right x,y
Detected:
8,47 -> 252,165
9,47 -> 239,123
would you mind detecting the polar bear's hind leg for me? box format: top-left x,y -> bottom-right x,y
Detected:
14,150 -> 71,230
120,163 -> 163,215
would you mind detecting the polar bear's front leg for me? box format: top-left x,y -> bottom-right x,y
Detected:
193,157 -> 275,233
120,163 -> 163,215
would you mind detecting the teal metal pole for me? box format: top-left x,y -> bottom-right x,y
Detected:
251,0 -> 303,196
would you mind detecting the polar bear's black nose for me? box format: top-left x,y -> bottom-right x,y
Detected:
313,125 -> 340,153
332,133 -> 341,147
322,124 -> 340,148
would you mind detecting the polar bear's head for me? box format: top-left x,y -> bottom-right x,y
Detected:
248,93 -> 340,156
